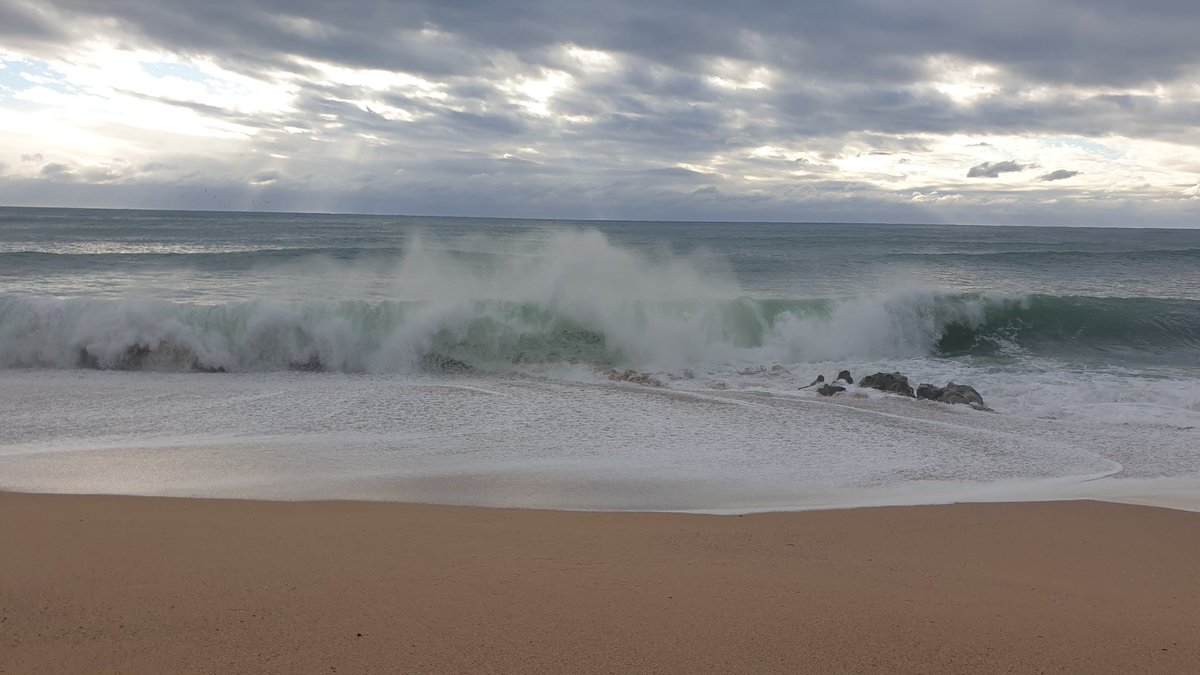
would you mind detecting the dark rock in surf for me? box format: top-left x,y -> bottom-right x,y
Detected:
859,372 -> 915,397
190,361 -> 226,374
916,383 -> 943,400
836,370 -> 854,384
76,343 -> 224,373
420,353 -> 473,374
917,382 -> 991,411
816,384 -> 846,396
78,348 -> 101,370
941,382 -> 988,408
600,368 -> 665,387
289,355 -> 324,372
113,343 -> 152,371
798,374 -> 825,389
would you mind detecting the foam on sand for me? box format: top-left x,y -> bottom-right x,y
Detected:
2,369 -> 1196,512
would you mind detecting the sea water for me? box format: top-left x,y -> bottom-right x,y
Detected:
1,207 -> 1198,511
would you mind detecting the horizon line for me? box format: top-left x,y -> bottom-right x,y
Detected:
0,203 -> 1191,231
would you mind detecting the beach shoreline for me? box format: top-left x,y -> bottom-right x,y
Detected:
3,491 -> 1198,673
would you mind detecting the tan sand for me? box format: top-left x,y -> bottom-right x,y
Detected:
1,493 -> 1198,674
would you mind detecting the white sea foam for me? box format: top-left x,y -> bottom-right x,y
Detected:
0,369 -> 1197,512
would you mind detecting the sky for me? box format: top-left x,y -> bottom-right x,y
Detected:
0,0 -> 1198,226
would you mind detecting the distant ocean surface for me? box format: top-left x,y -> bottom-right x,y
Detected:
2,207 -> 1198,511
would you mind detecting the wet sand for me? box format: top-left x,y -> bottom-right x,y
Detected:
2,493 -> 1198,673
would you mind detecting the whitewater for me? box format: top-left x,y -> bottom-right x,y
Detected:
1,207 -> 1198,512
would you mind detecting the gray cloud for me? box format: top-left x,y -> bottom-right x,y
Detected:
0,1 -> 65,44
1039,169 -> 1081,182
39,162 -> 73,179
15,0 -> 1197,87
967,160 -> 1026,178
2,0 -> 1200,225
78,165 -> 122,182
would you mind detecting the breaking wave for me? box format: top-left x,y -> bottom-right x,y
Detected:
2,291 -> 1196,373
3,227 -> 1197,373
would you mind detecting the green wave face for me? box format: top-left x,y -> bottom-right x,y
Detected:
1,292 -> 1198,372
932,295 -> 1200,361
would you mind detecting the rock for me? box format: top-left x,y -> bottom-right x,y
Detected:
190,361 -> 226,374
77,348 -> 101,369
79,344 -> 226,373
798,374 -> 825,389
836,370 -> 854,384
941,382 -> 988,408
816,384 -> 846,396
859,372 -> 915,397
916,383 -> 943,400
420,353 -> 473,374
290,355 -> 324,372
114,343 -> 152,371
600,368 -> 665,387
916,382 -> 991,411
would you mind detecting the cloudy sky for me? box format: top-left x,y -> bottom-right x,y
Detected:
1,0 -> 1198,225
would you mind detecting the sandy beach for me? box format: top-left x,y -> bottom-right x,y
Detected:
2,493 -> 1198,674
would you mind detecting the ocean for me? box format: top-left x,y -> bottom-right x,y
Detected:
2,206 -> 1198,511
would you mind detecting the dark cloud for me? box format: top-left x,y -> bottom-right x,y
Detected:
967,160 -> 1025,178
39,162 -> 73,179
1039,169 -> 1081,181
0,1 -> 65,44
12,2 -> 1199,147
13,0 -> 1199,87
